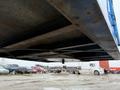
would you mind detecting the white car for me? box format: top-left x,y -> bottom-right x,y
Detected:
0,66 -> 9,74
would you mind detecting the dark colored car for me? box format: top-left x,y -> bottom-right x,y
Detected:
4,64 -> 31,74
48,67 -> 62,73
4,64 -> 19,74
15,67 -> 30,74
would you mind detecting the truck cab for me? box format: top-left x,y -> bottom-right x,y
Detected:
79,62 -> 105,75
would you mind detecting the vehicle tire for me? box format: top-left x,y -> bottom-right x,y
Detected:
78,70 -> 80,75
78,72 -> 80,75
94,70 -> 100,75
73,71 -> 75,74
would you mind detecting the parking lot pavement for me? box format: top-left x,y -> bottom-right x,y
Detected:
0,73 -> 120,90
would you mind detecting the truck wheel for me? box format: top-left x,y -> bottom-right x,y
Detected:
78,72 -> 80,75
94,70 -> 100,75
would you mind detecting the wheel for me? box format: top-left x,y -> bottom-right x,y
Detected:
94,70 -> 100,75
78,72 -> 80,75
77,70 -> 80,75
73,71 -> 75,74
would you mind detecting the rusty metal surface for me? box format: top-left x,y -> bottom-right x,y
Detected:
0,0 -> 117,61
47,0 -> 120,59
4,25 -> 78,49
0,0 -> 65,47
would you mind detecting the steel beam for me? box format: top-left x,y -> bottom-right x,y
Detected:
55,43 -> 96,50
4,25 -> 77,50
47,0 -> 120,59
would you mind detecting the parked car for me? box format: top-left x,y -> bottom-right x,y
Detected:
4,64 -> 31,74
66,67 -> 80,74
4,64 -> 19,74
0,65 -> 9,74
31,65 -> 46,73
15,67 -> 30,74
48,67 -> 62,73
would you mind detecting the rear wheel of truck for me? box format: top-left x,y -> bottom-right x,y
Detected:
78,72 -> 80,75
94,70 -> 100,75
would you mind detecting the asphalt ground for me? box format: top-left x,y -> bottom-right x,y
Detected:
0,73 -> 120,90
